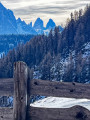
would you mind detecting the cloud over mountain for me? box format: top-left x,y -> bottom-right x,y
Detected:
1,0 -> 90,25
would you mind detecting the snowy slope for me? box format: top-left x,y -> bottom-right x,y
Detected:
33,42 -> 90,83
82,42 -> 90,58
30,97 -> 90,110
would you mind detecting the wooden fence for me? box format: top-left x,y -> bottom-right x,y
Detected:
0,61 -> 90,120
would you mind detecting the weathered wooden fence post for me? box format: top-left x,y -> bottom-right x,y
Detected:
13,61 -> 29,120
26,68 -> 33,120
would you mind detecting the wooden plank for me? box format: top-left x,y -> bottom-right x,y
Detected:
0,107 -> 13,120
30,106 -> 90,120
0,78 -> 90,99
0,106 -> 90,120
0,78 -> 14,96
13,62 -> 29,120
30,79 -> 90,99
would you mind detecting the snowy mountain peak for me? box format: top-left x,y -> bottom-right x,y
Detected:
17,18 -> 22,22
33,17 -> 44,29
46,19 -> 56,29
29,22 -> 32,28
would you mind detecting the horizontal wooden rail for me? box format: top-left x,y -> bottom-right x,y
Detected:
30,106 -> 90,120
30,79 -> 90,99
0,106 -> 90,120
0,107 -> 13,120
0,78 -> 90,99
0,78 -> 14,96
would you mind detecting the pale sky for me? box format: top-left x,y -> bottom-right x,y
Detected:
1,0 -> 90,26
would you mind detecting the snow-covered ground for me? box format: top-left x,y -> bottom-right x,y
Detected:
0,52 -> 4,58
82,42 -> 90,58
30,97 -> 90,110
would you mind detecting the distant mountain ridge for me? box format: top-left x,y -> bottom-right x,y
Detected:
0,3 -> 17,34
16,18 -> 37,35
0,2 -> 63,35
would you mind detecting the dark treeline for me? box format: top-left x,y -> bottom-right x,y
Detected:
0,34 -> 34,54
0,6 -> 90,83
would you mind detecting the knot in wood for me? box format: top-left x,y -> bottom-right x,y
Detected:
76,111 -> 87,120
70,89 -> 74,93
34,81 -> 38,85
